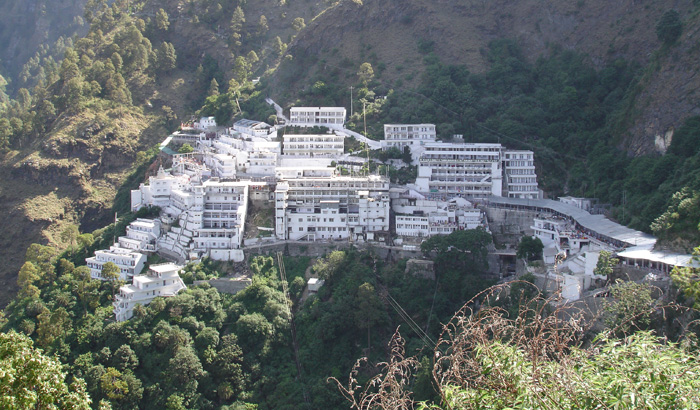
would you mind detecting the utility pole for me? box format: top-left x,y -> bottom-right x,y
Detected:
364,100 -> 369,176
349,86 -> 354,117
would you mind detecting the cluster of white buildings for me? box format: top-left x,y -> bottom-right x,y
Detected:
81,107 -> 699,320
85,218 -> 161,281
393,194 -> 485,238
124,112 -> 510,261
87,110 -> 539,320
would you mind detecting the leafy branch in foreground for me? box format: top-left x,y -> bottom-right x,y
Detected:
329,328 -> 418,410
334,283 -> 700,410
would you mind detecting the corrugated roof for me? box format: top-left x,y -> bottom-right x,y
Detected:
488,196 -> 656,247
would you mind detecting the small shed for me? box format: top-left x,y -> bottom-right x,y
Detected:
308,278 -> 325,293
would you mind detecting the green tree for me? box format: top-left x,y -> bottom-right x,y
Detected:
229,6 -> 245,47
656,10 -> 682,45
157,42 -> 177,72
230,7 -> 245,32
77,233 -> 95,250
0,331 -> 91,409
100,367 -> 128,401
594,250 -> 619,278
355,282 -> 386,353
357,62 -> 374,86
246,50 -> 259,64
257,15 -> 269,37
178,143 -> 194,154
112,345 -> 139,372
156,8 -> 170,31
516,236 -> 544,261
671,246 -> 700,307
208,78 -> 220,97
232,56 -> 250,82
73,265 -> 99,315
603,280 -> 656,335
312,250 -> 346,280
101,262 -> 123,297
168,347 -> 205,388
17,261 -> 41,299
61,224 -> 80,249
292,17 -> 305,32
272,36 -> 286,57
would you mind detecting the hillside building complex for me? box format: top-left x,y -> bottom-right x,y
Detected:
415,143 -> 539,199
76,103 -> 699,322
381,124 -> 437,151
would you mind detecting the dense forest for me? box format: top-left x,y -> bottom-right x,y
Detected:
3,218 -> 700,409
1,224 -> 500,409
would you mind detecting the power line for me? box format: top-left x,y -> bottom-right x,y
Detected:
276,252 -> 311,408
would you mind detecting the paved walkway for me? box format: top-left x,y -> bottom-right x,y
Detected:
265,98 -> 288,123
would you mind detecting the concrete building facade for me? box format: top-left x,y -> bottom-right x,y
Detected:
283,134 -> 345,157
381,124 -> 437,151
114,263 -> 186,321
415,143 -> 539,199
86,246 -> 147,281
289,107 -> 346,126
275,175 -> 390,241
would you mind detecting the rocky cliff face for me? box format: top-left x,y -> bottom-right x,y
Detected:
0,108 -> 162,307
282,0 -> 697,155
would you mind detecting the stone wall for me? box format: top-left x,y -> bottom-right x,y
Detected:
244,240 -> 423,261
194,278 -> 252,294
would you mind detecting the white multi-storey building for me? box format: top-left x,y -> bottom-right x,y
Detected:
283,134 -> 345,157
193,180 -> 249,250
503,150 -> 539,199
206,153 -> 238,179
415,143 -> 539,199
289,107 -> 346,127
196,116 -> 217,130
381,124 -> 437,150
132,170 -> 250,260
393,197 -> 484,238
233,119 -> 274,138
275,175 -> 390,241
118,219 -> 161,254
113,263 -> 186,321
416,143 -> 504,197
86,246 -> 147,281
131,167 -> 190,211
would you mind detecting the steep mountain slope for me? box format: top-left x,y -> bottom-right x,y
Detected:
277,0 -> 696,154
0,0 -> 88,87
0,0 -> 335,307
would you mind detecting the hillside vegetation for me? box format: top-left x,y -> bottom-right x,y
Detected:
0,0 -> 335,305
